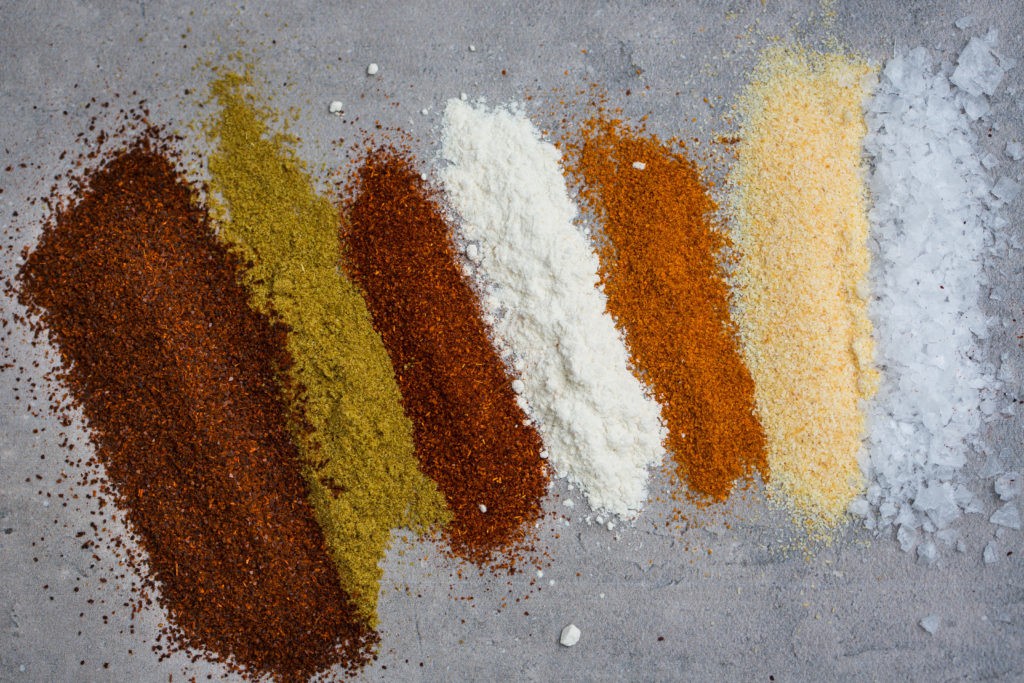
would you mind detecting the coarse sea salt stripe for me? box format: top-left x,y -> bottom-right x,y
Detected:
856,34 -> 1012,559
439,99 -> 665,518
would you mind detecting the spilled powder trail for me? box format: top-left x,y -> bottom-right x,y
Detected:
206,72 -> 449,624
440,99 -> 665,518
18,137 -> 376,680
727,47 -> 879,530
344,147 -> 548,564
568,117 -> 767,503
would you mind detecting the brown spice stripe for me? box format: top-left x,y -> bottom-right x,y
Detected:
570,118 -> 768,501
18,135 -> 375,680
343,147 -> 548,564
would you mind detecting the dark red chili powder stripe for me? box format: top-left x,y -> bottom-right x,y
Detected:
343,146 -> 548,565
18,134 -> 376,681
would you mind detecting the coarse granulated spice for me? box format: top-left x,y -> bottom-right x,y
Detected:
567,116 -> 768,502
727,46 -> 878,531
343,146 -> 548,565
206,71 -> 449,623
17,135 -> 376,680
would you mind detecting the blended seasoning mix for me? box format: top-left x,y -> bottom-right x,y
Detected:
727,47 -> 879,530
17,136 -> 376,680
206,72 -> 449,623
344,146 -> 548,564
568,117 -> 767,503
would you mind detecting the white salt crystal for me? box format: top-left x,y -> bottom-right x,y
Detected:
983,540 -> 1000,564
994,472 -> 1021,500
913,482 -> 959,529
955,16 -> 975,30
328,100 -> 344,114
990,503 -> 1021,529
559,623 -> 581,647
897,524 -> 918,552
1006,141 -> 1023,160
917,540 -> 938,565
632,161 -> 646,170
478,503 -> 487,513
982,152 -> 1000,169
919,614 -> 940,634
960,93 -> 990,120
951,34 -> 1007,97
848,498 -> 870,517
563,499 -> 574,508
464,241 -> 481,262
991,176 -> 1021,202
862,35 -> 1007,556
367,63 -> 379,76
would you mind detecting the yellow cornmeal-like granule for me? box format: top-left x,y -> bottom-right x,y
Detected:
727,46 -> 879,532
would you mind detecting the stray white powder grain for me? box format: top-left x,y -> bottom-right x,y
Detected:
859,35 -> 1013,553
559,624 -> 581,647
439,99 -> 665,518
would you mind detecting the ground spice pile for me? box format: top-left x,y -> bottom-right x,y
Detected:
343,146 -> 548,564
17,135 -> 376,680
206,72 -> 449,623
440,99 -> 665,518
568,117 -> 768,502
727,47 -> 879,530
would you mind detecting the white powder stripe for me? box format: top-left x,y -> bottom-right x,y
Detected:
857,35 -> 1011,557
439,99 -> 665,518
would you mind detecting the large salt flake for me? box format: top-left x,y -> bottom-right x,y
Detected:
951,32 -> 1007,97
861,30 -> 1010,556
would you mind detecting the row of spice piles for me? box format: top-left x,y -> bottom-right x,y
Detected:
15,32 -> 1014,680
15,63 -> 852,680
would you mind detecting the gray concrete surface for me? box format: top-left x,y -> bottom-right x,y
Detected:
1,1 -> 1022,681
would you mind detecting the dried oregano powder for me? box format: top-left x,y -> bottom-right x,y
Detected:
206,71 -> 450,624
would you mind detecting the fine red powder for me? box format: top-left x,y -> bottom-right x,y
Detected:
343,146 -> 548,565
18,135 -> 376,681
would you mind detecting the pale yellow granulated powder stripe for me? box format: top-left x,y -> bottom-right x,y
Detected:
728,46 -> 879,532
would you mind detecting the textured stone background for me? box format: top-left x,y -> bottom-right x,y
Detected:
1,1 -> 1022,680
